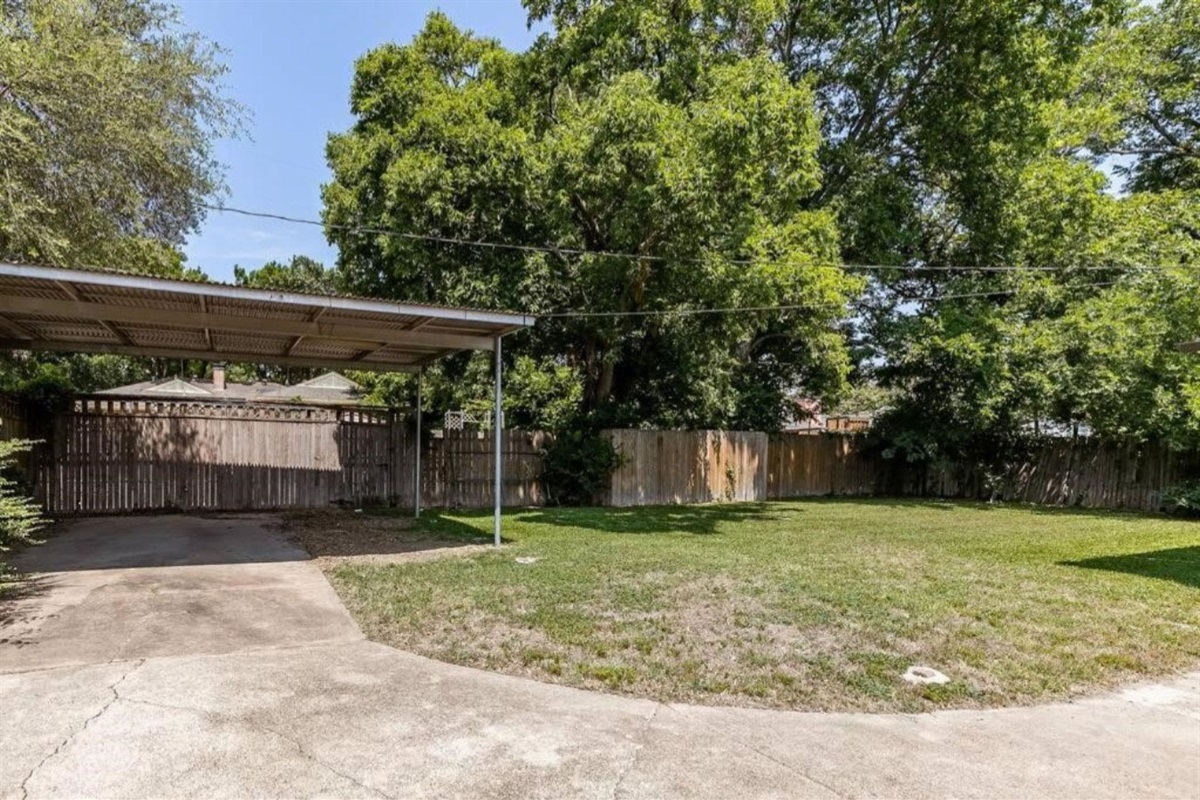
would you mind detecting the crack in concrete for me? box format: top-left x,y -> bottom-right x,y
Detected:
116,695 -> 393,799
0,636 -> 362,677
680,708 -> 849,799
259,720 -> 396,800
17,659 -> 145,800
611,703 -> 661,800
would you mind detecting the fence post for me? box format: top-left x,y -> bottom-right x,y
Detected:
493,335 -> 503,546
414,369 -> 422,518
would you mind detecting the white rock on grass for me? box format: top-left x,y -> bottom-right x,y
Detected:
515,556 -> 539,565
903,666 -> 950,685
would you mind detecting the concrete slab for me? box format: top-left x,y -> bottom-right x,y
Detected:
1,516 -> 360,672
1,515 -> 1197,798
2,642 -> 1197,799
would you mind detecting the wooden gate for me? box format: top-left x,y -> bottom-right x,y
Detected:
30,399 -> 545,515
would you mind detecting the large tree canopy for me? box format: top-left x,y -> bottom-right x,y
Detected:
1074,0 -> 1200,192
522,0 -> 1121,267
872,0 -> 1200,466
324,12 -> 860,429
0,0 -> 240,272
323,0 -> 1197,454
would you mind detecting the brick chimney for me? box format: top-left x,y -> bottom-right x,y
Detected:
212,362 -> 226,392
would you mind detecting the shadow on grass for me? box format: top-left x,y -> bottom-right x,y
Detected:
403,512 -> 512,545
291,508 -> 495,558
1061,546 -> 1200,589
515,503 -> 780,535
790,495 -> 1181,522
413,497 -> 1186,540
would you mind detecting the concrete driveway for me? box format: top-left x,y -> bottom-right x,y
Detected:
2,516 -> 1198,799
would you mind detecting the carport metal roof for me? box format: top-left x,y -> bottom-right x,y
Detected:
0,261 -> 532,545
0,262 -> 533,371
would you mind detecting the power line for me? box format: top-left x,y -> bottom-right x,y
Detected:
201,203 -> 1198,275
917,281 -> 1119,303
537,281 -> 1119,319
542,303 -> 819,319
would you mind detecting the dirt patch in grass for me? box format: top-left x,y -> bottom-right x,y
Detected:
286,509 -> 492,569
326,500 -> 1200,713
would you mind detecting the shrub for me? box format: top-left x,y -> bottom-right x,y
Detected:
0,439 -> 46,554
541,430 -> 624,506
1161,482 -> 1200,517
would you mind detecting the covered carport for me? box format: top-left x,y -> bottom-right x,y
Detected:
0,261 -> 534,544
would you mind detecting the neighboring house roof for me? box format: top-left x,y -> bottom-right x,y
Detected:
782,413 -> 873,434
95,371 -> 364,406
255,372 -> 363,405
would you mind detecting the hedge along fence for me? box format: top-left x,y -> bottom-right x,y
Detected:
603,430 -> 1198,513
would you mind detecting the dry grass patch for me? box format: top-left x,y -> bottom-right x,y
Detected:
325,500 -> 1200,712
287,508 -> 491,568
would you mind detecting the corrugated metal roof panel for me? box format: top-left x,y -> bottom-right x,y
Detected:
0,263 -> 533,372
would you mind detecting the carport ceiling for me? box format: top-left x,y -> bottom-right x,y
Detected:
0,263 -> 534,372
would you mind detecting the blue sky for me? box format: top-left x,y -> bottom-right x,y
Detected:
179,0 -> 542,283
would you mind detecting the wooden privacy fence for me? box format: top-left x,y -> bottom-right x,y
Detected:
767,434 -> 882,497
1,393 -> 33,476
424,429 -> 550,508
9,396 -> 1196,515
909,438 -> 1196,512
32,398 -> 547,515
0,394 -> 26,442
604,429 -> 1198,512
601,429 -> 768,506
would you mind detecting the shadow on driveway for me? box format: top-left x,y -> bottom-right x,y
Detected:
13,514 -> 306,572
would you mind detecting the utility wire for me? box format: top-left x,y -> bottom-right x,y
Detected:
537,281 -> 1120,319
201,203 -> 1198,274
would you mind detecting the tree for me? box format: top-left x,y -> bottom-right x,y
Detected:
523,0 -> 1120,267
325,13 -> 860,430
1072,0 -> 1200,192
856,0 -> 1200,468
0,0 -> 241,271
0,439 -> 45,558
233,255 -> 341,295
518,0 -> 1129,422
874,176 -> 1200,468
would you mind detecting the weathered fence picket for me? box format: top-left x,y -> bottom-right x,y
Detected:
5,394 -> 1194,515
27,398 -> 547,515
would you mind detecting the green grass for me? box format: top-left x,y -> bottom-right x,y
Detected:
326,499 -> 1200,712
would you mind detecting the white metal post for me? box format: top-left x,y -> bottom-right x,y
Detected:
414,368 -> 423,518
493,335 -> 503,547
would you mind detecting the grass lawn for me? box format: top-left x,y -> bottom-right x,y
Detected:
317,499 -> 1200,712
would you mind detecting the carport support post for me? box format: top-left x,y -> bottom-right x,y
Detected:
493,335 -> 503,547
414,368 -> 422,518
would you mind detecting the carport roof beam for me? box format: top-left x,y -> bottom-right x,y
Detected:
0,263 -> 534,371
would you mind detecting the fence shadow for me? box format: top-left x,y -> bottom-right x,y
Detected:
11,515 -> 312,572
517,502 -> 780,535
401,512 -> 513,544
291,508 -> 495,555
784,496 -> 1178,522
1060,546 -> 1200,589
